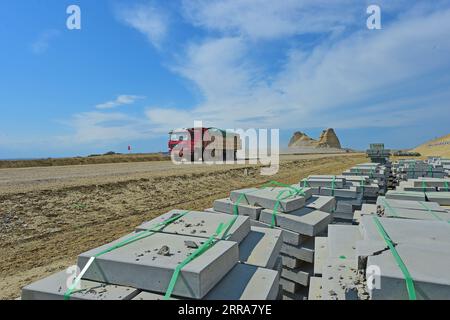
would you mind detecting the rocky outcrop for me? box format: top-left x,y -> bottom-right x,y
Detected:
318,128 -> 341,149
288,128 -> 342,149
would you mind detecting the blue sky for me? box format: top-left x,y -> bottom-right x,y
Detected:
1,0 -> 450,158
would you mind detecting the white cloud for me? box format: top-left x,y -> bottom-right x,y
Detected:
95,95 -> 144,109
147,5 -> 450,132
31,29 -> 60,54
59,111 -> 154,145
117,2 -> 169,49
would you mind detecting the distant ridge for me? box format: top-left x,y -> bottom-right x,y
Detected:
412,133 -> 450,158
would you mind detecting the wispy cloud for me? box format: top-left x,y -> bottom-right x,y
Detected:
31,29 -> 61,54
144,1 -> 450,132
116,2 -> 169,49
95,95 -> 145,109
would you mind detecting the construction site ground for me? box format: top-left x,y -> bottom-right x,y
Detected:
0,153 -> 366,299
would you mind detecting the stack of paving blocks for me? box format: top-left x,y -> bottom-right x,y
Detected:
299,175 -> 363,222
22,210 -> 282,300
342,163 -> 390,197
209,186 -> 335,300
392,160 -> 445,181
310,213 -> 450,300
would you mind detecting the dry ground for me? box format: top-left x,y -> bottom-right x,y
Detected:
0,153 -> 366,299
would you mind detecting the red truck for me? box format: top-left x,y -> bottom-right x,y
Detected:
168,127 -> 241,162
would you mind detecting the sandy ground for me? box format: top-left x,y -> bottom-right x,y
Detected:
0,153 -> 366,299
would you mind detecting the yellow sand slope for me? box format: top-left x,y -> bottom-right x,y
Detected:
412,133 -> 450,157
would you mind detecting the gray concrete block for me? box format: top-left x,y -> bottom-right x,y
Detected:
308,276 -> 323,300
305,196 -> 336,213
259,208 -> 331,237
359,216 -> 450,246
281,263 -> 314,286
368,243 -> 450,300
230,188 -> 305,212
280,237 -> 315,263
327,225 -> 362,259
320,258 -> 364,300
426,192 -> 450,206
78,232 -> 239,299
213,198 -> 262,220
279,277 -> 300,294
204,264 -> 280,300
281,254 -> 303,269
319,187 -> 359,199
249,220 -> 305,246
133,264 -> 280,300
136,210 -> 250,244
314,237 -> 328,276
21,270 -> 139,300
385,191 -> 426,202
301,177 -> 345,189
239,226 -> 283,269
377,197 -> 446,212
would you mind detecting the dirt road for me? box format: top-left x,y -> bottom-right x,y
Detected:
0,153 -> 366,299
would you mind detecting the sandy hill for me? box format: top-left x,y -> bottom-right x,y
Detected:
412,133 -> 450,158
288,128 -> 342,149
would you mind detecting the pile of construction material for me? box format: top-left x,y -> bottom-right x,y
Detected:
392,159 -> 445,181
208,184 -> 335,300
22,210 -> 282,300
428,157 -> 450,177
297,175 -> 364,223
342,162 -> 391,199
312,197 -> 450,300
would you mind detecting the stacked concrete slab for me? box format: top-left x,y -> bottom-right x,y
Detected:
209,185 -> 335,300
342,162 -> 391,197
299,175 -> 363,222
22,210 -> 281,300
392,160 -> 445,181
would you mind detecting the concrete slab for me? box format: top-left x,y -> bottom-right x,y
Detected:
327,225 -> 362,259
133,264 -> 280,300
204,264 -> 280,300
249,220 -> 305,246
239,226 -> 282,269
213,198 -> 262,220
281,263 -> 314,286
368,242 -> 450,300
281,254 -> 303,269
280,237 -> 315,263
385,191 -> 426,202
305,196 -> 336,213
230,188 -> 306,212
259,208 -> 331,237
359,216 -> 450,246
314,237 -> 328,276
426,192 -> 450,206
136,210 -> 251,244
21,270 -> 139,300
279,277 -> 299,294
377,197 -> 446,212
78,232 -> 239,299
301,177 -> 345,189
320,258 -> 365,300
308,277 -> 323,300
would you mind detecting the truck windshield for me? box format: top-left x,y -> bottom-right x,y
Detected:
170,132 -> 189,141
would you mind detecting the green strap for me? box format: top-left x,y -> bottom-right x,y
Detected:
419,201 -> 442,221
444,181 -> 449,192
331,176 -> 336,197
422,180 -> 427,193
302,178 -> 310,188
164,223 -> 225,300
270,189 -> 297,228
381,199 -> 398,217
372,216 -> 417,300
64,211 -> 190,300
428,165 -> 433,178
